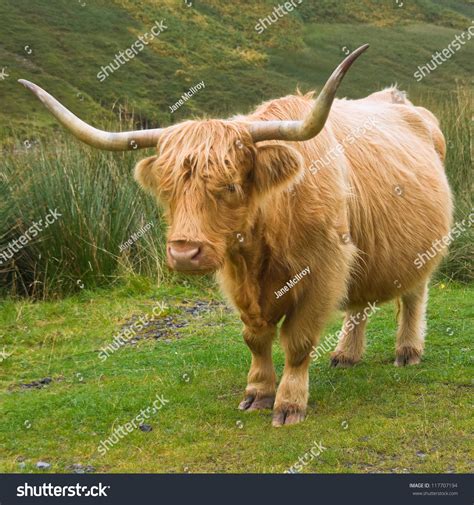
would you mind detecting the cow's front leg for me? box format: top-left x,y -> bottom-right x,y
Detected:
238,325 -> 277,411
273,297 -> 335,427
272,334 -> 313,426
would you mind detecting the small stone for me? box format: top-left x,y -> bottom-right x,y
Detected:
416,451 -> 427,459
139,424 -> 153,432
70,463 -> 95,474
36,461 -> 51,469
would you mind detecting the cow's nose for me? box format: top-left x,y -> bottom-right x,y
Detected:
167,240 -> 202,271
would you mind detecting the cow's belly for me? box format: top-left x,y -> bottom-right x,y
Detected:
345,171 -> 452,307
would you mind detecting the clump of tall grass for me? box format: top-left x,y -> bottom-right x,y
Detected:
0,135 -> 169,298
0,88 -> 471,298
423,86 -> 473,282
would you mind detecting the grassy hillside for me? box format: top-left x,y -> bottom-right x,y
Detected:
0,0 -> 472,143
0,1 -> 472,298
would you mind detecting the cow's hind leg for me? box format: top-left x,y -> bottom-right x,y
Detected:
239,325 -> 277,411
330,310 -> 368,367
395,282 -> 428,366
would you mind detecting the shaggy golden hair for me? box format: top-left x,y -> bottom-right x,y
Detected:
134,86 -> 453,425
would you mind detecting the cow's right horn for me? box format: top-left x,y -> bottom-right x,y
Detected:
18,79 -> 164,151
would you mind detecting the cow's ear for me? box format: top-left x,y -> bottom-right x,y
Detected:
134,155 -> 159,193
253,144 -> 303,195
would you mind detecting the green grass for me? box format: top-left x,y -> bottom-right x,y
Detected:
0,279 -> 472,473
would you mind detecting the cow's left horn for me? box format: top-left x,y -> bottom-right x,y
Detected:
18,79 -> 163,151
249,44 -> 369,142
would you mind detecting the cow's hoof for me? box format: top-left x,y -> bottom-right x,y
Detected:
238,394 -> 275,411
330,351 -> 358,368
272,406 -> 306,427
394,347 -> 422,366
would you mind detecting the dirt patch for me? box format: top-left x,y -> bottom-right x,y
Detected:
121,299 -> 232,344
19,377 -> 53,389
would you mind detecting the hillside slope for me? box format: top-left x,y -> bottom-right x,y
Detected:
0,0 -> 472,142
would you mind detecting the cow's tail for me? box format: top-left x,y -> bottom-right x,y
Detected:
383,86 -> 447,162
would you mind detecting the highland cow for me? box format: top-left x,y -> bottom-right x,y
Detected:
19,45 -> 453,426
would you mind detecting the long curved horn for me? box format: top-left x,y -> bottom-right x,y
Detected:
18,79 -> 163,151
249,44 -> 369,142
